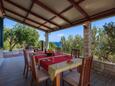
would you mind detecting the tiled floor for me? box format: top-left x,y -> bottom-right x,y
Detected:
0,56 -> 115,86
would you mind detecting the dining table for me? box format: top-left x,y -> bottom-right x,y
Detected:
32,52 -> 82,86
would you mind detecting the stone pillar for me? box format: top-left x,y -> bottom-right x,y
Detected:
0,17 -> 3,48
45,32 -> 49,50
41,40 -> 44,51
83,21 -> 92,57
0,17 -> 4,67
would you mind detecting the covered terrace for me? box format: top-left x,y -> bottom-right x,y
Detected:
0,0 -> 115,86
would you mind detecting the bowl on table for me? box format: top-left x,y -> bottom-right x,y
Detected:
46,50 -> 54,56
67,59 -> 73,64
46,53 -> 53,56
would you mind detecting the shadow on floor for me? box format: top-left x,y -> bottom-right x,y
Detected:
0,56 -> 115,86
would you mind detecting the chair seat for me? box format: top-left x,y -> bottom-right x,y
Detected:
63,71 -> 80,86
72,65 -> 82,73
37,69 -> 49,82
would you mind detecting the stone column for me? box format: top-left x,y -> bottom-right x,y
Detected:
41,40 -> 44,51
45,32 -> 49,50
83,21 -> 92,57
0,17 -> 3,48
0,17 -> 4,67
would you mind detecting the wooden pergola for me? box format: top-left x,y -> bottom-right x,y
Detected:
0,0 -> 115,86
0,0 -> 115,57
0,0 -> 115,32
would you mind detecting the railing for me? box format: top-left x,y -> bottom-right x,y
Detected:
3,49 -> 23,58
93,60 -> 115,75
1,49 -> 115,75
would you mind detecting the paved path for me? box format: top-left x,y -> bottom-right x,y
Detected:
0,56 -> 115,86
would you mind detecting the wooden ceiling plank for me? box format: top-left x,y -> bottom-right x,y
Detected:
6,15 -> 48,32
67,0 -> 89,18
51,8 -> 115,32
34,0 -> 72,24
6,15 -> 47,31
5,0 -> 61,28
40,0 -> 85,28
23,0 -> 34,22
0,0 -> 5,16
5,8 -> 53,31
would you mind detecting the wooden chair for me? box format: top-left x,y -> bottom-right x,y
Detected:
30,55 -> 49,86
23,49 -> 32,78
55,47 -> 62,52
70,49 -> 80,72
71,49 -> 80,58
63,56 -> 93,86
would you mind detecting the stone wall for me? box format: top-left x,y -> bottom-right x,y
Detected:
0,50 -> 3,58
3,49 -> 23,58
93,60 -> 115,75
0,50 -> 4,67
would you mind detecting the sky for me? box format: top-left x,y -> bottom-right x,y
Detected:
4,16 -> 115,42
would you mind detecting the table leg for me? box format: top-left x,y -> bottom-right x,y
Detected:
55,74 -> 61,86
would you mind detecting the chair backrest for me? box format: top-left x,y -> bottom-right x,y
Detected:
23,49 -> 28,65
30,56 -> 39,80
23,49 -> 31,66
71,49 -> 80,58
55,47 -> 62,52
79,56 -> 93,86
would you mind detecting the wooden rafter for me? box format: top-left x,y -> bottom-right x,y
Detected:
23,0 -> 34,22
67,0 -> 89,18
6,15 -> 47,32
5,0 -> 61,28
5,8 -> 53,31
39,0 -> 85,28
61,0 -> 85,14
89,8 -> 115,21
0,0 -> 5,16
51,8 -> 115,32
3,0 -> 115,33
34,0 -> 72,24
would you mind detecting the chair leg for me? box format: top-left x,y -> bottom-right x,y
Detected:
52,81 -> 55,86
25,67 -> 28,79
35,81 -> 40,86
88,84 -> 91,86
23,64 -> 26,75
31,77 -> 33,86
46,80 -> 48,86
38,65 -> 41,70
62,80 -> 64,86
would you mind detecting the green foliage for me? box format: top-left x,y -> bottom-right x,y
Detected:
4,27 -> 18,51
91,22 -> 115,62
61,35 -> 83,54
60,22 -> 115,62
61,36 -> 66,51
49,42 -> 57,50
4,23 -> 39,51
103,22 -> 115,54
13,23 -> 39,46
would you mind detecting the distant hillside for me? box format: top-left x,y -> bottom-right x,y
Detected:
53,42 -> 62,47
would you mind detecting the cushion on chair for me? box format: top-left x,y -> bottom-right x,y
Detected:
63,71 -> 80,86
36,69 -> 49,82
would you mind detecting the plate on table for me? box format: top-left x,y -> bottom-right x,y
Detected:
42,59 -> 51,62
66,60 -> 73,64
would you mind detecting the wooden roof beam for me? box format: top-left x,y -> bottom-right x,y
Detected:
61,0 -> 85,13
5,8 -> 53,31
51,8 -> 115,32
6,15 -> 47,32
5,0 -> 61,28
67,0 -> 89,18
0,0 -> 5,16
40,0 -> 85,28
34,0 -> 72,24
23,0 -> 34,22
